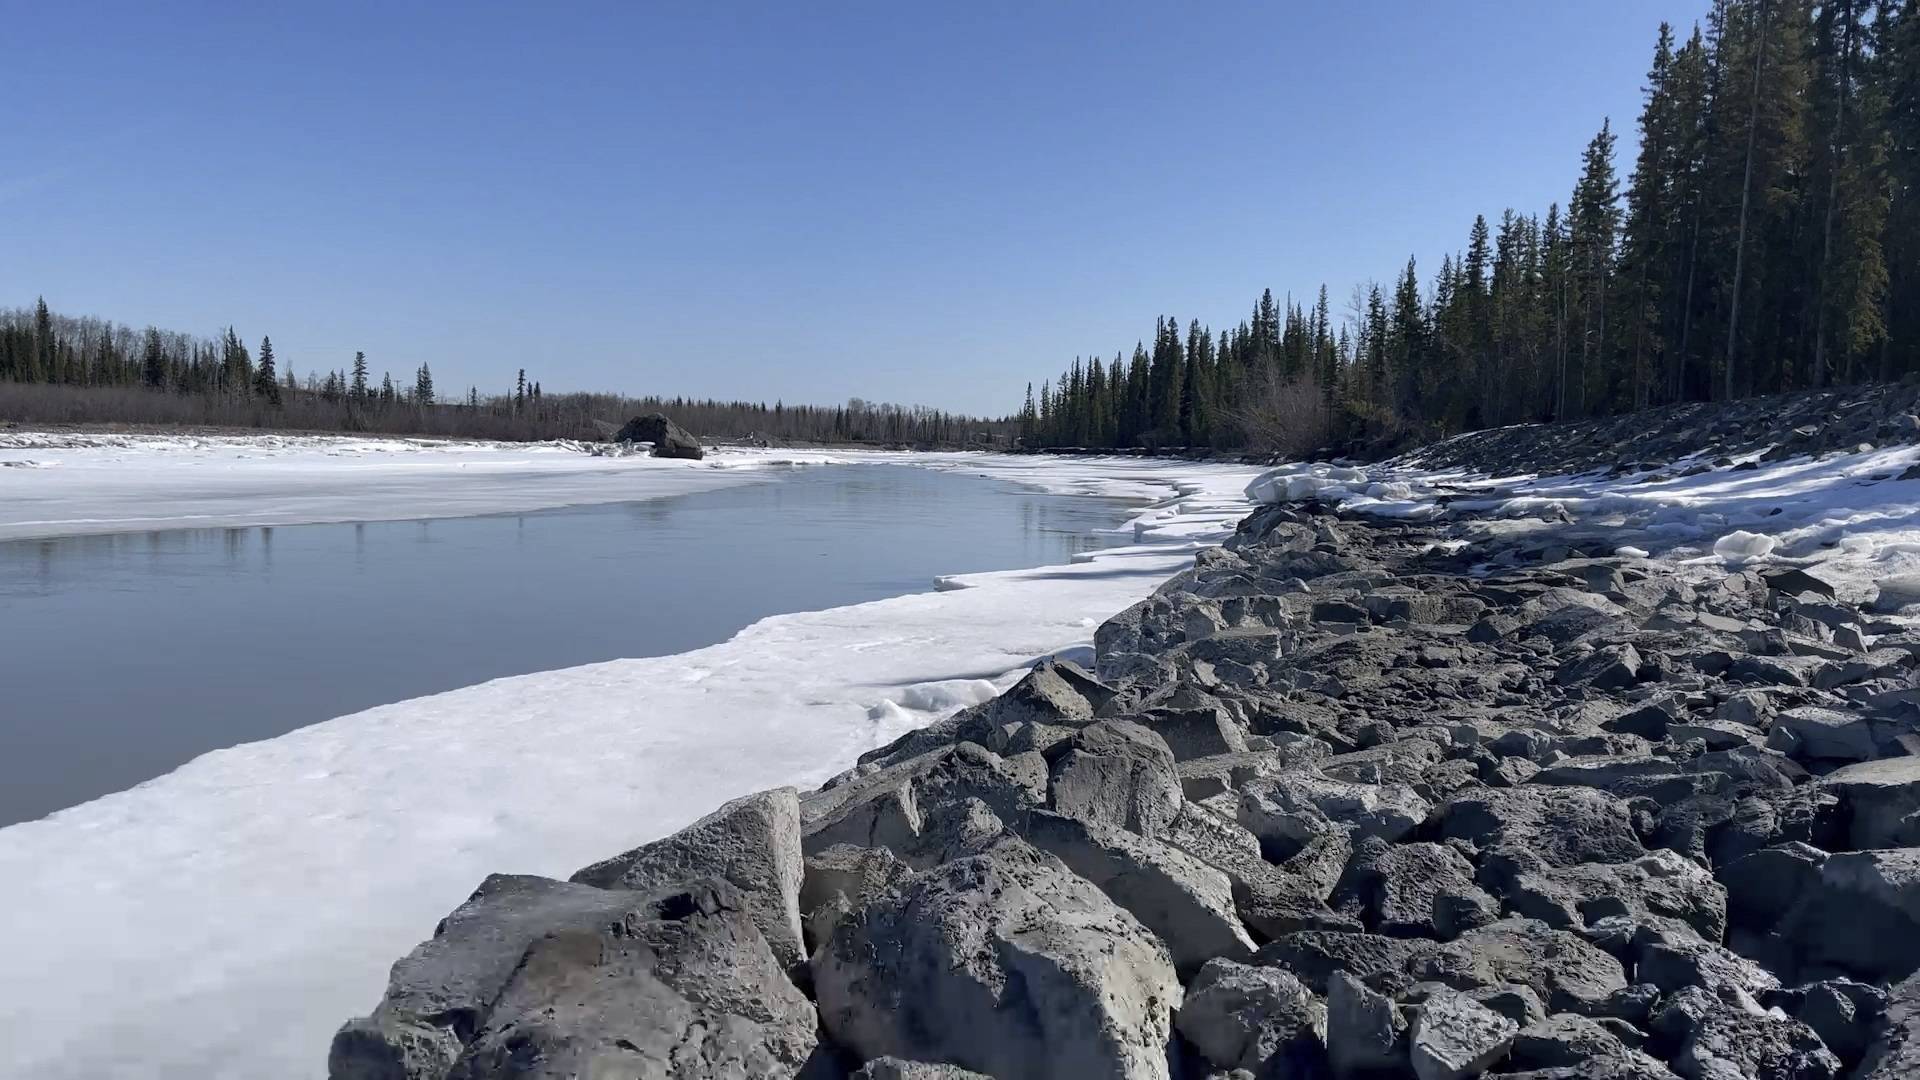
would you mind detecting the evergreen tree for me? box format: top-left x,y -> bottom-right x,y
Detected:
253,336 -> 282,404
414,363 -> 435,406
351,351 -> 369,400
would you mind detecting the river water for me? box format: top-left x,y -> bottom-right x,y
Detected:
0,463 -> 1130,824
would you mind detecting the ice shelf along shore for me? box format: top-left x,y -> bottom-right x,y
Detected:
0,441 -> 1264,1080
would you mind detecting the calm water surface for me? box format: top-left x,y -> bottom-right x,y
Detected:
0,464 -> 1130,824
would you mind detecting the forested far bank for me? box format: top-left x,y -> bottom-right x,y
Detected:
0,302 -> 1014,446
1022,0 -> 1920,456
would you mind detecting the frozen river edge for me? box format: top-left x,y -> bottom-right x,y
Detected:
0,436 -> 1266,1080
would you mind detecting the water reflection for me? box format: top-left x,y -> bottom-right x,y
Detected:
0,465 -> 1130,824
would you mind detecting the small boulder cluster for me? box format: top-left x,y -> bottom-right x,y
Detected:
331,496 -> 1920,1079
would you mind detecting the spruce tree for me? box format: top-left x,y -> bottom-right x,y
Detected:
253,336 -> 282,404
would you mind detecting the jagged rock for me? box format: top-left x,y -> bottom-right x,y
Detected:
1818,756 -> 1920,849
571,786 -> 805,970
1635,932 -> 1780,997
1506,849 -> 1727,941
1409,989 -> 1518,1080
1044,719 -> 1183,838
1410,919 -> 1628,1015
1254,930 -> 1436,995
1138,703 -> 1251,761
1557,645 -> 1644,690
1668,1006 -> 1840,1080
1769,706 -> 1879,762
1774,847 -> 1920,983
1331,837 -> 1498,940
1175,959 -> 1327,1075
1508,1014 -> 1633,1070
443,880 -> 821,1080
798,844 -> 911,952
330,874 -> 655,1079
1858,971 -> 1920,1078
1440,787 -> 1646,870
1326,970 -> 1408,1077
1019,809 -> 1253,975
1238,770 -> 1431,854
612,412 -> 704,459
812,843 -> 1182,1080
801,742 -> 1038,864
1764,979 -> 1886,1067
1717,842 -> 1828,931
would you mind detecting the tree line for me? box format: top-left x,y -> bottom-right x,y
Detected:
1022,0 -> 1920,454
0,301 -> 1009,446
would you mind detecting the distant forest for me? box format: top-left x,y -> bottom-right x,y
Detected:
1023,0 -> 1920,454
0,303 -> 1007,446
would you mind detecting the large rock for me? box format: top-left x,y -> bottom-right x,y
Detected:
330,877 -> 820,1080
1409,989 -> 1519,1080
331,874 -> 645,1078
1043,720 -> 1183,838
1506,850 -> 1727,941
612,412 -> 704,458
444,881 -> 820,1079
1410,919 -> 1628,1015
1859,971 -> 1920,1078
1020,809 -> 1254,975
1440,787 -> 1646,871
1331,837 -> 1498,940
1819,756 -> 1920,849
1238,770 -> 1431,854
1174,958 -> 1326,1075
812,843 -> 1182,1080
571,786 -> 805,970
1668,1006 -> 1840,1080
1325,970 -> 1408,1077
800,742 -> 1037,864
1775,847 -> 1920,983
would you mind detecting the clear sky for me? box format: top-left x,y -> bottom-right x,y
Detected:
2,1 -> 1704,416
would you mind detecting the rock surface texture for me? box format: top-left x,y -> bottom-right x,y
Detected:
333,401 -> 1920,1077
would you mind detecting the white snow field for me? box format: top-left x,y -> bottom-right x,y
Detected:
1247,439 -> 1920,606
0,439 -> 1262,1080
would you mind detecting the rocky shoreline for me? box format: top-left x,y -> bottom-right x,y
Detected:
330,393 -> 1920,1080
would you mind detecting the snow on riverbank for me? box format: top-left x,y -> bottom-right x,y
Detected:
0,431 -> 856,540
0,448 -> 1262,1080
1246,442 -> 1920,608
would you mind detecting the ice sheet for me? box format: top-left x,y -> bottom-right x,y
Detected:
0,445 -> 1262,1080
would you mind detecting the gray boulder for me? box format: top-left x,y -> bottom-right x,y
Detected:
1238,770 -> 1430,853
1409,989 -> 1519,1080
1174,958 -> 1326,1075
800,742 -> 1037,864
1774,847 -> 1920,983
1410,919 -> 1628,1015
1044,719 -> 1184,838
1818,756 -> 1920,849
571,786 -> 805,970
1331,837 -> 1498,940
812,842 -> 1182,1080
1858,971 -> 1920,1078
1020,809 -> 1254,975
1326,970 -> 1408,1077
443,880 -> 820,1080
1440,787 -> 1646,870
612,412 -> 704,459
330,874 -> 647,1079
1506,849 -> 1727,941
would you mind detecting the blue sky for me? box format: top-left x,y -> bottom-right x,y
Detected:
2,2 -> 1701,415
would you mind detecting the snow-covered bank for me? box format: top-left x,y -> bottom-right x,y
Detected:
0,451 -> 1262,1080
1245,440 -> 1920,608
0,432 -> 857,540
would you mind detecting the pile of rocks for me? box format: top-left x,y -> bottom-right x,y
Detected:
329,489 -> 1920,1078
1396,379 -> 1920,478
